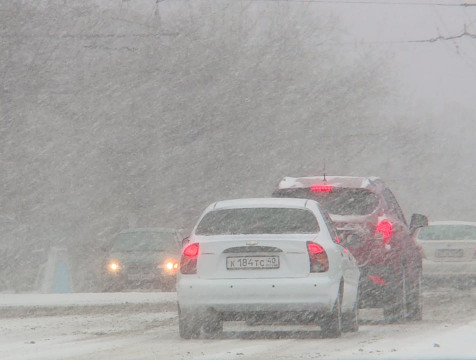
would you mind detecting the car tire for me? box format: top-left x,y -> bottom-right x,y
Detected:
202,313 -> 223,338
406,271 -> 423,321
178,308 -> 201,339
383,266 -> 407,324
320,288 -> 342,338
342,295 -> 359,332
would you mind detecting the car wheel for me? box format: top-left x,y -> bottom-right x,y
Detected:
342,294 -> 359,332
202,312 -> 223,338
178,308 -> 201,339
383,266 -> 406,324
406,271 -> 423,321
320,288 -> 342,338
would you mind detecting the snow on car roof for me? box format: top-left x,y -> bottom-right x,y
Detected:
212,197 -> 311,210
277,175 -> 381,189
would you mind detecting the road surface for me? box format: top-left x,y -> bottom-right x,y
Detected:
1,288 -> 475,360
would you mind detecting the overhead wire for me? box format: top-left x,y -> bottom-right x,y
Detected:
177,0 -> 476,6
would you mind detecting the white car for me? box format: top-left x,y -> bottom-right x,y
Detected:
177,198 -> 360,339
416,221 -> 476,286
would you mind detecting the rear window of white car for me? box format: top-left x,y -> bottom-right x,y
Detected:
195,208 -> 320,235
417,225 -> 476,240
273,188 -> 379,216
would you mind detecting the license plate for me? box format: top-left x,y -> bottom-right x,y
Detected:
226,256 -> 280,270
435,249 -> 463,258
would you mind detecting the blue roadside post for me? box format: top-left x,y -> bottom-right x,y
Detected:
53,261 -> 72,293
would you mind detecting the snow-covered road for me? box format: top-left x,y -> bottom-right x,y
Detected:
1,289 -> 475,360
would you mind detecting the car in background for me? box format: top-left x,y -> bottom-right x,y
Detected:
416,221 -> 476,288
103,228 -> 181,291
177,198 -> 360,339
273,176 -> 428,323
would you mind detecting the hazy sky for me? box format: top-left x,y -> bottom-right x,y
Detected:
327,1 -> 476,111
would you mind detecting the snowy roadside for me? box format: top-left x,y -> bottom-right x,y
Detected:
0,292 -> 177,317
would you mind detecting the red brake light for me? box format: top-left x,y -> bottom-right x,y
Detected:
181,243 -> 199,274
183,243 -> 199,258
310,185 -> 333,192
376,220 -> 392,243
307,242 -> 324,254
307,241 -> 329,272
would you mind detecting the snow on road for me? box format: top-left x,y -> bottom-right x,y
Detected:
0,292 -> 176,307
1,289 -> 475,360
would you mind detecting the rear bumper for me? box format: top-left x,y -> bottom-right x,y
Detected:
177,276 -> 338,313
422,259 -> 476,277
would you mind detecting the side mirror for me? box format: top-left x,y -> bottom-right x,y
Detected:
409,213 -> 428,234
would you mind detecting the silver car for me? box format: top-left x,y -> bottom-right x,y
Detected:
416,221 -> 476,287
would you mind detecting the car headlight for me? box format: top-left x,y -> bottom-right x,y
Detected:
108,261 -> 120,272
163,260 -> 179,272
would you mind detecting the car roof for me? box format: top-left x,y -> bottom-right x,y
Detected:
427,221 -> 476,227
212,197 -> 311,210
276,175 -> 382,190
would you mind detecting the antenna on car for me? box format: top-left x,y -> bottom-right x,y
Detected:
323,159 -> 327,182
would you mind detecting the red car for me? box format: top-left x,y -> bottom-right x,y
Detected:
273,176 -> 428,322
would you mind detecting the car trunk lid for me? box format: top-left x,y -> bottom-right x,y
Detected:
195,234 -> 320,279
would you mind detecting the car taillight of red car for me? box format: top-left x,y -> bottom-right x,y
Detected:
376,220 -> 393,245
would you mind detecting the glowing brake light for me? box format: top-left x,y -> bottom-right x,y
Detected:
376,220 -> 393,244
310,185 -> 333,192
307,242 -> 324,254
183,243 -> 199,258
181,243 -> 199,274
307,241 -> 329,273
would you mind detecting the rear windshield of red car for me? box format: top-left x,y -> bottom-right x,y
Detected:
195,207 -> 320,235
273,188 -> 379,216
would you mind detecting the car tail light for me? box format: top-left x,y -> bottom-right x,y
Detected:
369,275 -> 385,286
307,241 -> 329,273
310,185 -> 333,192
180,243 -> 199,274
376,220 -> 393,244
